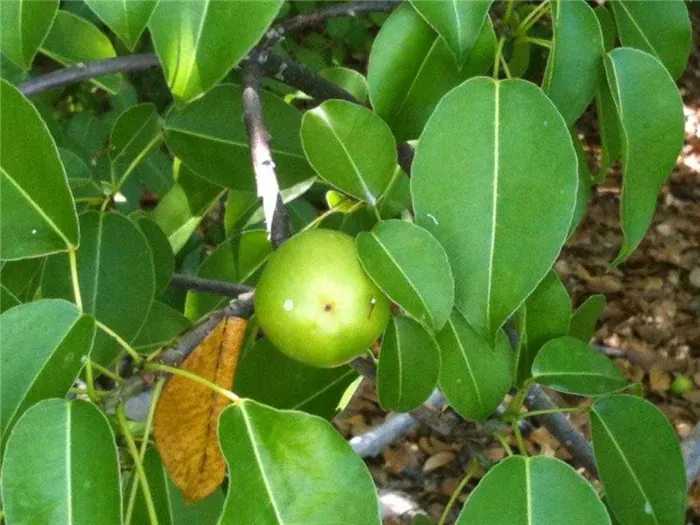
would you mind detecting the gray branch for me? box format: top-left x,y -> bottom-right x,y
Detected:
168,274 -> 253,297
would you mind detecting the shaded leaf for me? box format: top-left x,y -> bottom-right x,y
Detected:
155,317 -> 246,503
85,0 -> 157,51
569,134 -> 593,236
0,0 -> 58,70
0,284 -> 21,313
1,79 -> 79,260
377,167 -> 411,219
218,399 -> 381,524
136,216 -> 175,295
411,77 -> 578,341
570,294 -> 606,343
592,395 -> 686,525
0,256 -> 44,302
377,315 -> 440,412
132,301 -> 191,353
357,220 -> 454,331
319,67 -> 368,103
1,399 -> 122,525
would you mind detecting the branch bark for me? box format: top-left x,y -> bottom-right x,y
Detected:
168,274 -> 253,297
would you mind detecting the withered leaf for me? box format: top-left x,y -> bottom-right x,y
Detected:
154,316 -> 247,503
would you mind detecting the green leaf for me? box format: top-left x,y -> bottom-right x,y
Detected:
506,39 -> 531,79
42,211 -> 155,364
604,48 -> 684,264
301,100 -> 396,205
532,336 -> 627,396
456,455 -> 610,524
377,167 -> 411,219
0,299 -> 94,447
40,10 -> 122,94
591,395 -> 686,525
165,84 -> 314,191
319,67 -> 368,103
0,284 -> 21,313
377,315 -> 440,412
235,338 -> 358,420
85,0 -> 157,51
570,294 -> 606,343
1,399 -> 122,525
595,5 -> 617,52
356,220 -> 454,331
135,217 -> 175,296
0,257 -> 44,301
569,134 -> 593,236
410,0 -> 493,64
224,191 -> 260,235
609,0 -> 691,80
514,270 -> 571,386
185,230 -> 272,320
60,148 -> 94,179
411,77 -> 578,341
132,300 -> 191,353
218,399 -> 381,524
436,310 -> 511,422
109,103 -> 164,189
149,1 -> 283,104
0,0 -> 58,70
542,0 -> 604,128
368,3 -> 496,141
1,80 -> 79,260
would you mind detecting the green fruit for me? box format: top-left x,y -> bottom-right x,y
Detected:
254,229 -> 391,368
671,375 -> 693,395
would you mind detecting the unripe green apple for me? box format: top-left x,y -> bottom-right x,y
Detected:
254,229 -> 391,368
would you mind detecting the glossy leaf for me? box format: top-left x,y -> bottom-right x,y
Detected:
368,3 -> 496,140
356,220 -> 454,331
377,315 -> 440,412
234,338 -> 358,420
40,10 -> 122,94
377,167 -> 411,219
42,211 -> 155,364
1,399 -> 122,525
543,0 -> 604,127
0,299 -> 94,447
0,0 -> 58,70
595,5 -> 617,52
149,1 -> 283,103
410,0 -> 493,64
224,190 -> 261,235
319,67 -> 368,103
592,395 -> 686,525
185,230 -> 272,320
85,0 -> 157,51
609,0 -> 691,80
132,300 -> 191,352
110,103 -> 164,188
570,294 -> 606,343
136,216 -> 175,295
604,48 -> 684,264
436,310 -> 511,421
218,399 -> 381,524
1,80 -> 79,260
456,455 -> 610,524
165,84 -> 313,191
514,270 -> 571,385
532,336 -> 627,396
412,77 -> 578,341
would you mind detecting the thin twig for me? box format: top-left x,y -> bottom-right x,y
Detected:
242,63 -> 292,248
168,274 -> 253,297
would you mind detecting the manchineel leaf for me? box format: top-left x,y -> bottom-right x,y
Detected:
0,285 -> 21,313
0,0 -> 58,70
542,0 -> 604,128
41,211 -> 156,365
1,79 -> 79,260
164,84 -> 314,191
0,299 -> 95,449
532,336 -> 627,396
570,294 -> 606,343
1,399 -> 122,525
148,1 -> 284,104
456,455 -> 610,524
411,77 -> 578,342
301,99 -> 397,205
0,257 -> 44,302
377,315 -> 440,412
604,48 -> 684,264
569,133 -> 593,237
135,216 -> 175,296
319,67 -> 368,103
356,220 -> 454,332
609,0 -> 691,80
85,0 -> 157,51
513,270 -> 571,386
154,316 -> 246,503
368,3 -> 496,141
410,0 -> 493,65
591,395 -> 686,525
218,399 -> 381,524
40,10 -> 122,94
234,337 -> 358,420
436,310 -> 511,422
132,300 -> 192,353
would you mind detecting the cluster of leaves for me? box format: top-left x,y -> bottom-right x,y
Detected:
0,1 -> 693,524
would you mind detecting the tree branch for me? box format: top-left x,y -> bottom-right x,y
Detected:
168,274 -> 253,297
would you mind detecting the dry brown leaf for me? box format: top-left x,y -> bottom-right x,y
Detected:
154,316 -> 246,503
649,365 -> 672,393
423,451 -> 455,472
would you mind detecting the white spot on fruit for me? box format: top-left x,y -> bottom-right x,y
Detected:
283,299 -> 294,311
